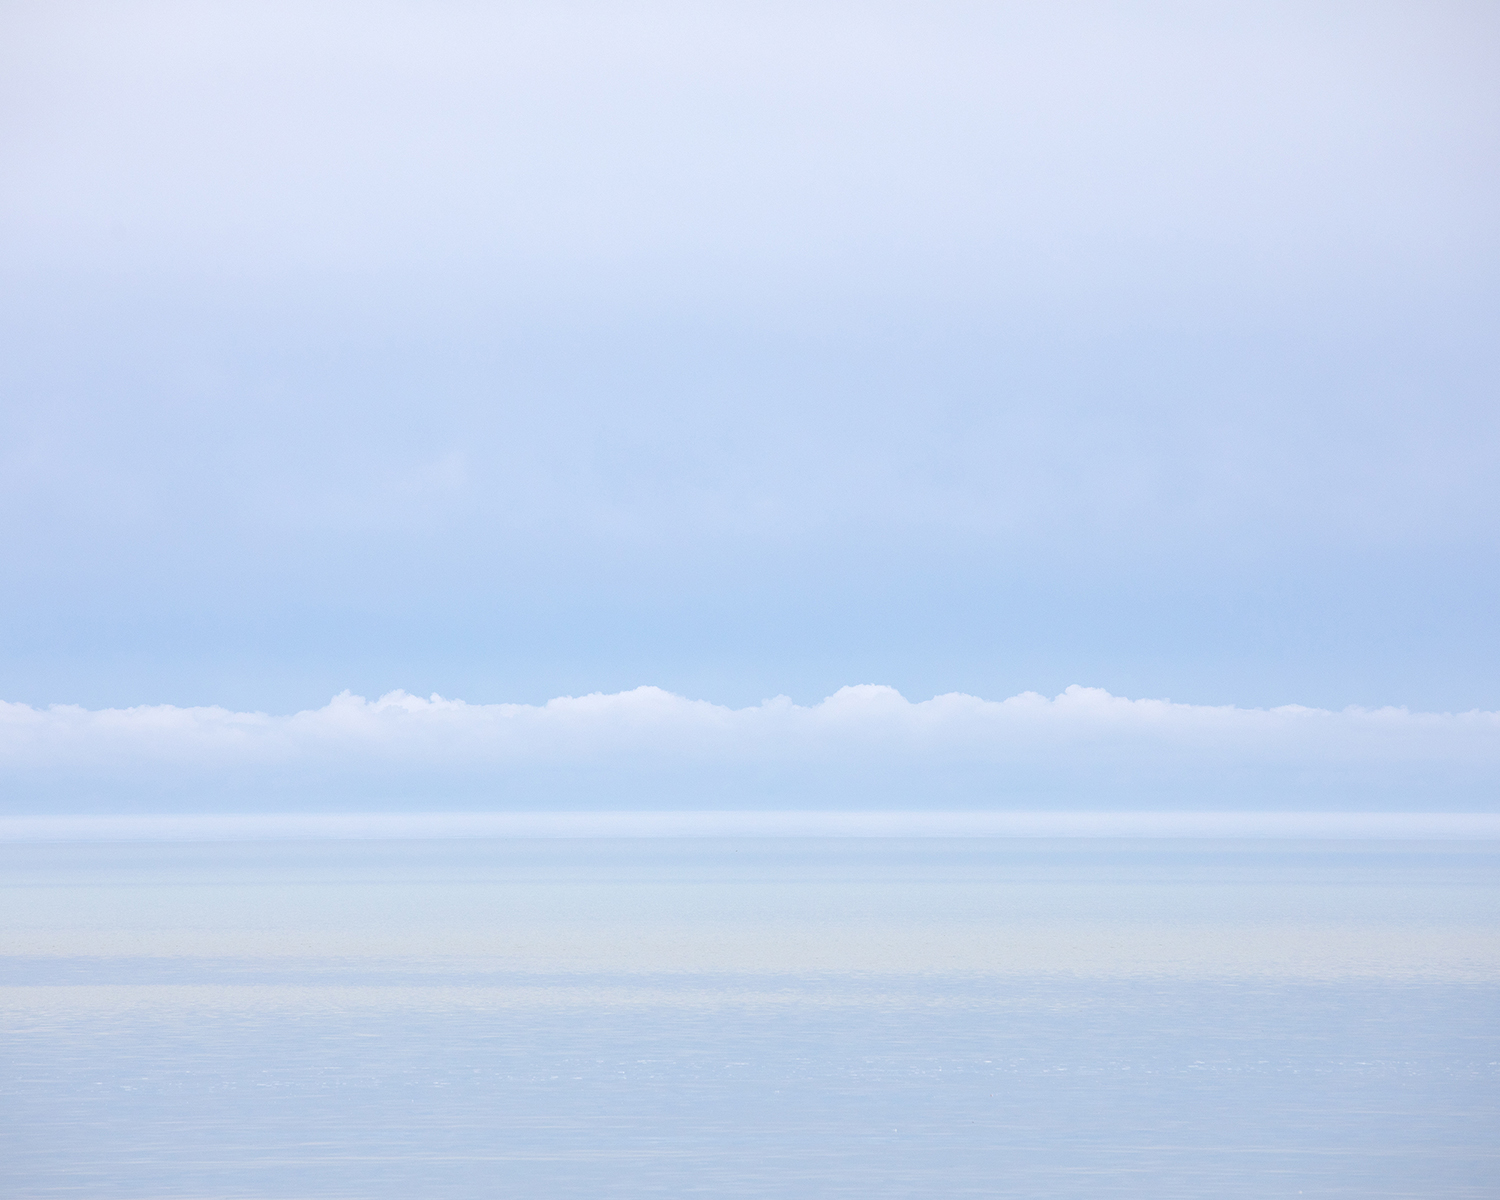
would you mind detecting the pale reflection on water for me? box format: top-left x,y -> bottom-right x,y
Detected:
2,838 -> 1498,1197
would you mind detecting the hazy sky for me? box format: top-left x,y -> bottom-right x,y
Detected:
3,1 -> 1497,715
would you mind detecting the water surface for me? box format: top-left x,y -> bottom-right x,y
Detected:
3,837 -> 1497,1197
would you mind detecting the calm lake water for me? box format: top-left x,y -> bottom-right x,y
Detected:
2,837 -> 1497,1197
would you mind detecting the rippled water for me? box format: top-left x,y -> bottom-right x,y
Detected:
3,837 -> 1497,1197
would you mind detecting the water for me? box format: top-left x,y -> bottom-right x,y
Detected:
2,837 -> 1497,1197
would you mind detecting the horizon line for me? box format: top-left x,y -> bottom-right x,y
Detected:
3,811 -> 1498,842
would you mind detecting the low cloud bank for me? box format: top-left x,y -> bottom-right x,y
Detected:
2,685 -> 1498,813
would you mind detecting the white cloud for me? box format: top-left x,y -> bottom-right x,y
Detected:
1,685 -> 1497,813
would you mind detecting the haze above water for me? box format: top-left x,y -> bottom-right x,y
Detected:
3,836 -> 1497,1198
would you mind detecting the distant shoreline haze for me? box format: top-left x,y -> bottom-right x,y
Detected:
1,685 -> 1496,814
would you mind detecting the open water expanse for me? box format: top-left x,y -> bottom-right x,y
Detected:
2,836 -> 1497,1198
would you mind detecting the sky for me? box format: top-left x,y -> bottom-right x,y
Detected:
2,2 -> 1499,770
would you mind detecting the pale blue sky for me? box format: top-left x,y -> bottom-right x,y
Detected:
2,1 -> 1497,715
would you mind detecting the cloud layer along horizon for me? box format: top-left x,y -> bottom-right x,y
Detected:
3,685 -> 1497,814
